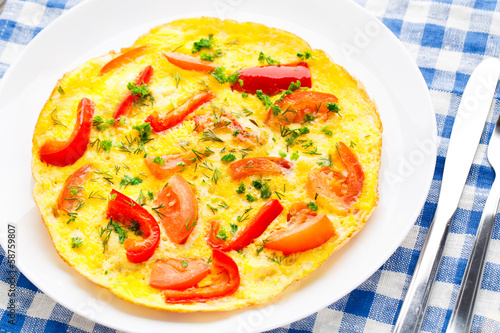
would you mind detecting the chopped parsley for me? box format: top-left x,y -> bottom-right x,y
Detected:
211,67 -> 239,84
252,179 -> 263,190
132,123 -> 153,144
326,102 -> 341,114
71,236 -> 83,249
92,116 -> 115,131
192,34 -> 214,53
303,113 -> 316,123
221,154 -> 236,162
258,51 -> 280,65
256,90 -> 281,116
57,86 -> 65,95
120,175 -> 143,187
236,183 -> 246,194
246,193 -> 258,202
321,125 -> 333,136
297,51 -> 312,60
291,151 -> 300,161
232,129 -> 240,136
216,225 -> 228,240
127,82 -> 154,107
100,140 -> 113,153
279,151 -> 287,158
153,156 -> 165,165
260,181 -> 272,199
200,49 -> 223,62
181,260 -> 189,268
112,221 -> 128,244
307,201 -> 319,211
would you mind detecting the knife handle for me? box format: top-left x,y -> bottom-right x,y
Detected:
393,208 -> 453,333
446,179 -> 500,333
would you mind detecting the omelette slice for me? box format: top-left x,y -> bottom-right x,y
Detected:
31,17 -> 382,312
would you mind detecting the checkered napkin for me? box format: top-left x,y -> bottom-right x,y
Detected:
1,0 -> 500,332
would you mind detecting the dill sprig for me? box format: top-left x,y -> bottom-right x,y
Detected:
200,129 -> 224,142
50,108 -> 67,127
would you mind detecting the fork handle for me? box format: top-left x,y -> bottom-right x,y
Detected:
446,178 -> 500,333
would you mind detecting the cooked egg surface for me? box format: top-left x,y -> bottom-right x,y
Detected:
32,17 -> 382,312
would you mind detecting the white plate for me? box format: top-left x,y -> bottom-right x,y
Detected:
0,0 -> 437,332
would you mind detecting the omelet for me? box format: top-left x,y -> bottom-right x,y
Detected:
31,17 -> 382,312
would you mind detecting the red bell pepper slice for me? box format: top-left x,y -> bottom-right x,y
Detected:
228,157 -> 293,180
164,249 -> 240,303
207,199 -> 283,251
39,97 -> 95,167
265,202 -> 335,255
58,164 -> 92,212
163,52 -> 218,73
107,189 -> 160,263
145,90 -> 215,133
100,45 -> 149,75
232,62 -> 311,95
113,65 -> 154,121
150,258 -> 210,290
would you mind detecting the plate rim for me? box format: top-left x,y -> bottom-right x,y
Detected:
0,0 -> 437,332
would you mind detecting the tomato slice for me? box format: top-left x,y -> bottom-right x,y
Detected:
113,65 -> 154,121
144,151 -> 196,180
306,142 -> 364,212
228,157 -> 293,180
100,45 -> 149,75
207,199 -> 283,251
232,63 -> 311,95
154,174 -> 198,244
150,258 -> 210,290
265,202 -> 335,254
39,98 -> 95,167
107,189 -> 160,263
145,91 -> 215,133
58,164 -> 92,212
193,112 -> 260,146
265,90 -> 339,128
163,52 -> 218,73
164,249 -> 240,303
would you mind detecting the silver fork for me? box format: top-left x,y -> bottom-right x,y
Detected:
446,111 -> 500,333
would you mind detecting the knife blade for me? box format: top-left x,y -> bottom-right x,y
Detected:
393,57 -> 500,333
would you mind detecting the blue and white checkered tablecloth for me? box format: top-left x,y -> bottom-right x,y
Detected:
1,0 -> 500,332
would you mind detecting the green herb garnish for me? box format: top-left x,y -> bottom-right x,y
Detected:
221,154 -> 236,162
192,34 -> 214,53
92,116 -> 114,131
120,175 -> 143,187
71,236 -> 83,249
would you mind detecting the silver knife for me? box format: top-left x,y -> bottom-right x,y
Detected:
394,57 -> 500,333
446,59 -> 500,333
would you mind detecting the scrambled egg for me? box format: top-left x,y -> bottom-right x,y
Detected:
31,18 -> 382,312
